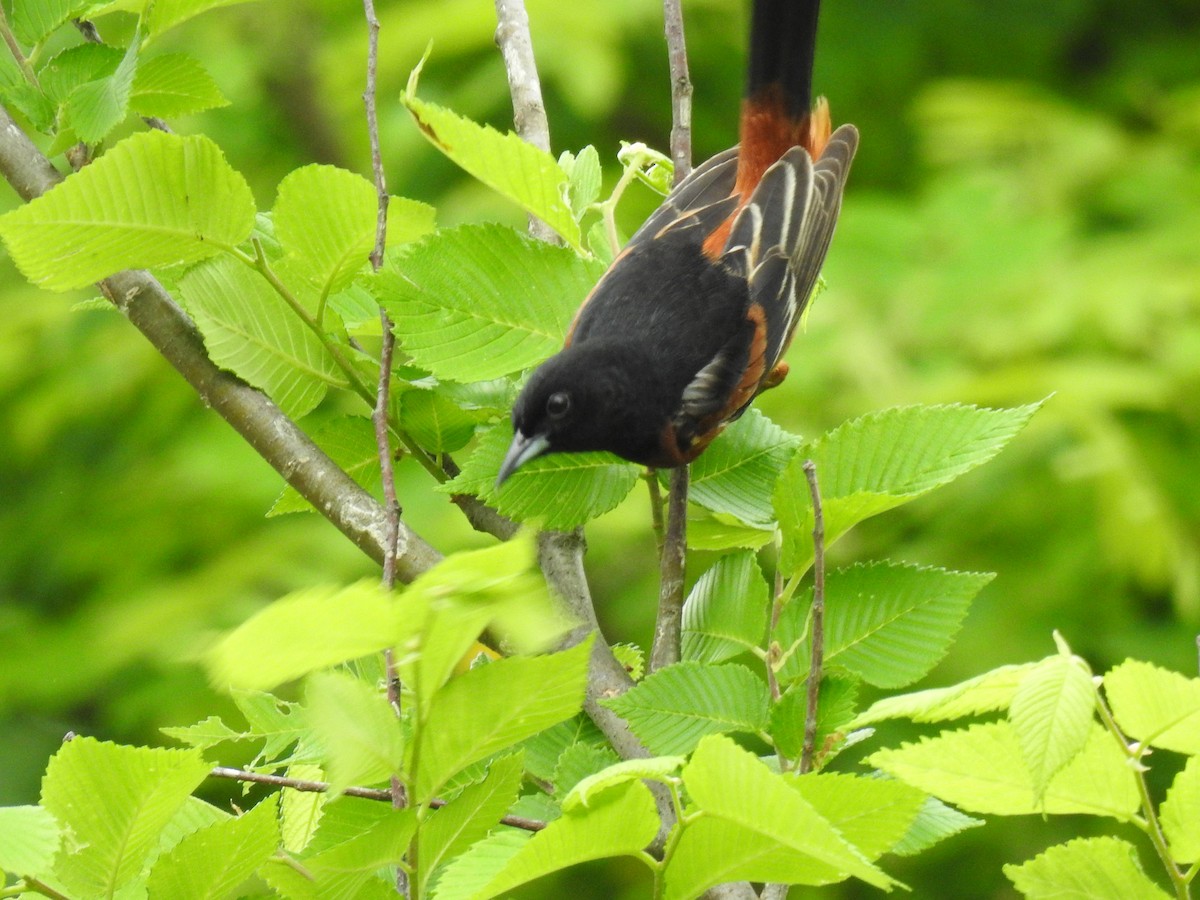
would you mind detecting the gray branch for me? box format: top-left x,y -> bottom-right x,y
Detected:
663,0 -> 694,180
0,104 -> 440,582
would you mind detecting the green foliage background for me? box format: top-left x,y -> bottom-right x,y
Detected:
1,0 -> 1197,896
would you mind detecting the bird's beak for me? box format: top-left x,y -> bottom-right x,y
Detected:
496,430 -> 551,488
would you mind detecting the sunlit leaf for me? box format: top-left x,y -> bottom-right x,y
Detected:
1010,653 -> 1096,804
890,796 -> 984,857
1161,755 -> 1200,864
681,550 -> 769,664
1104,659 -> 1200,754
852,663 -> 1039,727
269,416 -> 380,515
1004,837 -> 1171,900
306,671 -> 403,794
66,35 -> 139,142
130,52 -> 229,117
0,806 -> 60,878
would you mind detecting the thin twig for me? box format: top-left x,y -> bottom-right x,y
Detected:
800,460 -> 826,775
646,470 -> 666,551
207,767 -> 546,833
362,0 -> 389,271
651,466 -> 689,672
662,0 -> 693,181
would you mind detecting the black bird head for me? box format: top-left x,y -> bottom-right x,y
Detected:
496,341 -> 674,486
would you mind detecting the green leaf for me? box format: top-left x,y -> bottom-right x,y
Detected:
40,738 -> 210,897
867,721 -> 1139,819
130,52 -> 229,117
270,416 -> 380,515
1004,837 -> 1171,900
443,421 -> 639,530
421,753 -> 525,892
429,830 -> 530,900
852,663 -> 1039,727
38,43 -> 122,105
681,550 -> 769,664
306,671 -> 404,794
563,756 -> 685,811
890,795 -> 984,856
774,403 -> 1041,574
1104,659 -> 1200,754
1010,653 -> 1096,804
280,764 -> 327,854
161,714 -> 245,750
145,0 -> 261,37
779,561 -> 993,688
611,642 -> 646,682
415,638 -> 592,802
686,512 -> 774,552
400,387 -> 479,454
553,742 -> 620,796
0,130 -> 255,291
686,410 -> 802,525
666,735 -> 895,897
403,82 -> 583,252
560,145 -> 602,219
601,661 -> 770,755
207,580 -> 402,690
770,677 -> 860,763
792,772 -> 925,860
520,717 -> 606,784
178,256 -> 345,418
231,690 -> 307,763
66,35 -> 139,142
436,781 -> 659,900
1161,755 -> 1200,864
0,806 -> 60,878
12,0 -> 90,45
145,794 -> 280,900
378,224 -> 604,382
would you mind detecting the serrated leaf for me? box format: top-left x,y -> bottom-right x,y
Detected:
270,416 -> 380,515
404,86 -> 582,252
66,35 -> 139,142
145,0 -> 260,37
1004,837 -> 1171,900
867,721 -> 1139,819
443,421 -> 639,529
400,387 -> 479,454
130,52 -> 229,117
415,638 -> 592,802
852,663 -> 1040,727
1104,659 -> 1200,754
207,580 -> 403,690
520,717 -> 606,784
774,403 -> 1041,574
12,0 -> 91,45
771,677 -> 860,763
1010,654 -> 1096,804
421,753 -> 525,892
611,643 -> 645,681
145,794 -> 280,900
306,671 -> 404,794
890,795 -> 984,856
687,512 -> 774,552
682,551 -> 769,664
779,561 -> 993,688
1161,755 -> 1200,863
667,735 -> 894,897
231,690 -> 307,763
0,130 -> 254,291
792,772 -> 925,860
38,43 -> 122,105
601,661 -> 770,755
437,781 -> 658,900
561,145 -> 602,219
563,756 -> 685,811
430,830 -> 531,900
178,256 -> 345,418
280,764 -> 326,854
161,714 -> 245,750
0,806 -> 60,878
41,738 -> 210,897
684,410 -> 801,525
379,224 -> 604,382
552,743 -> 620,797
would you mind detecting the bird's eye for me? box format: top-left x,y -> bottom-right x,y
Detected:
546,391 -> 571,419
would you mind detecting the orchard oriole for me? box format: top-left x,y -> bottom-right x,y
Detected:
498,0 -> 857,485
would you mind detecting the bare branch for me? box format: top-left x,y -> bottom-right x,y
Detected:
362,0 -> 389,271
662,0 -> 694,180
0,104 -> 441,582
800,459 -> 826,775
651,466 -> 689,672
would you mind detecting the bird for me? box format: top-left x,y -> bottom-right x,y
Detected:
497,0 -> 858,487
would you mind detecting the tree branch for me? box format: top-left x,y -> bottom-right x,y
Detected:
662,0 -> 694,181
800,459 -> 826,775
0,104 -> 440,581
651,466 -> 688,671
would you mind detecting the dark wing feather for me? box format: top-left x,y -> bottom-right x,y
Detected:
626,147 -> 740,248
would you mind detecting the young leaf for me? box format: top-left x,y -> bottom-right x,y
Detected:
890,796 -> 984,857
40,738 -> 210,898
39,43 -> 122,105
145,794 -> 280,900
852,663 -> 1039,727
0,130 -> 255,291
771,677 -> 860,763
560,145 -> 602,219
161,715 -> 245,750
399,387 -> 479,454
66,35 -> 139,142
1104,659 -> 1200,754
378,224 -> 604,382
305,671 -> 404,795
563,756 -> 686,811
178,256 -> 346,418
130,52 -> 230,117
778,562 -> 993,688
601,661 -> 770,755
553,743 -> 621,796
686,409 -> 802,526
145,0 -> 260,37
280,763 -> 327,854
867,721 -> 1139,819
1161,755 -> 1200,863
414,638 -> 592,802
667,735 -> 895,896
0,806 -> 60,878
404,83 -> 583,252
420,753 -> 525,892
774,403 -> 1041,574
269,416 -> 380,515
687,512 -> 774,552
207,580 -> 403,690
12,0 -> 92,45
682,550 -> 769,664
1004,836 -> 1171,900
442,421 -> 639,530
1010,653 -> 1096,804
791,772 -> 925,861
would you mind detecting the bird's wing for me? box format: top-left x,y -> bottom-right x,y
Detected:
626,147 -> 742,248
